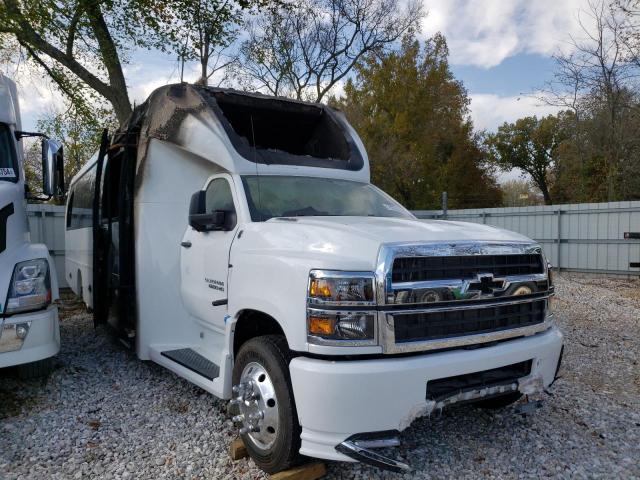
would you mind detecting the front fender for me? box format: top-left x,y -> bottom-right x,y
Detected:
228,254 -> 309,352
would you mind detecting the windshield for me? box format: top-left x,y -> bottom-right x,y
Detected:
0,123 -> 17,182
241,175 -> 413,221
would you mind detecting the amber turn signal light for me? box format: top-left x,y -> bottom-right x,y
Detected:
308,316 -> 336,335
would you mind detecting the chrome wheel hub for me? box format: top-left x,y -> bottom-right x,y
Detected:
230,362 -> 279,450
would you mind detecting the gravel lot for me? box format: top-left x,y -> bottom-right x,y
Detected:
1,273 -> 639,479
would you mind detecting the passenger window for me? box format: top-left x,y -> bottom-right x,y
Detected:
205,178 -> 235,213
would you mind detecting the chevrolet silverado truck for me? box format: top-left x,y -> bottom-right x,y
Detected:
65,83 -> 564,473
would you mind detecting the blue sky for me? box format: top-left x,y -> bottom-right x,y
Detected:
451,53 -> 556,98
10,0 -> 592,135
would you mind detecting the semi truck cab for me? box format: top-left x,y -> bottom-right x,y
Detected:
0,73 -> 65,377
66,84 -> 563,473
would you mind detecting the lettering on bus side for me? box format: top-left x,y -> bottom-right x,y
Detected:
205,277 -> 225,292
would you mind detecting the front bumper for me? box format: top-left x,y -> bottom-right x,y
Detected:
0,305 -> 60,368
289,326 -> 563,463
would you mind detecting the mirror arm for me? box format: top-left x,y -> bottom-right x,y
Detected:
14,131 -> 49,140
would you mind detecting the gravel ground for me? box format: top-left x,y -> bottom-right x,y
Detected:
1,273 -> 639,479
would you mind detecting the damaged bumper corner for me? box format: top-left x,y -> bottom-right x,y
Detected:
290,326 -> 563,465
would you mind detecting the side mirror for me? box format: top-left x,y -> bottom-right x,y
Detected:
41,139 -> 65,198
188,191 -> 237,232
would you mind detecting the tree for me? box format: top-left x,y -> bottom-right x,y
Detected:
237,0 -> 423,102
485,115 -> 567,205
500,180 -> 544,207
172,0 -> 268,86
542,0 -> 640,201
333,35 -> 501,210
22,101 -> 115,197
0,0 -> 256,124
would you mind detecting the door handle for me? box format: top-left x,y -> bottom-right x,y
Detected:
181,241 -> 192,248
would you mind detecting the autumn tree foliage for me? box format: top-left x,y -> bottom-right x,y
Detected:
485,115 -> 567,205
333,35 -> 501,210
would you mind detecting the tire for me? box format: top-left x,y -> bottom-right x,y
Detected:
474,392 -> 522,410
232,335 -> 302,474
17,357 -> 54,380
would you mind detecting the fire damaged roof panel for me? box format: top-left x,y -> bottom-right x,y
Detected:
118,83 -> 366,178
204,89 -> 364,170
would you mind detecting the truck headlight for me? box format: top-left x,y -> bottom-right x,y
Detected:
307,270 -> 377,345
5,259 -> 52,315
308,270 -> 374,305
308,311 -> 376,341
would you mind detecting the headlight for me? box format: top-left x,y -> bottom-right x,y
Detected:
307,270 -> 376,345
5,259 -> 51,314
308,311 -> 376,341
308,270 -> 374,305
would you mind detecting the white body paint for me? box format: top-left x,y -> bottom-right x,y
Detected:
0,74 -> 60,368
64,85 -> 563,464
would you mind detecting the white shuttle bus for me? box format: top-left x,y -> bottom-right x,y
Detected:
0,73 -> 64,378
66,84 -> 563,474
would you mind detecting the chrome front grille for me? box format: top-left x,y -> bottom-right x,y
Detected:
393,299 -> 547,343
375,242 -> 553,354
391,253 -> 544,283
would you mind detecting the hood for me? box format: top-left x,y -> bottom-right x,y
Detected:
284,216 -> 533,244
239,216 -> 536,271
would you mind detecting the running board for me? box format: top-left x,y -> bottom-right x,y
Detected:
161,348 -> 220,380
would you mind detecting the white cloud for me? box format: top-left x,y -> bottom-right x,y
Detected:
422,0 -> 589,68
469,93 -> 562,131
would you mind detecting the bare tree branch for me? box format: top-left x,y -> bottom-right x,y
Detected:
237,0 -> 424,102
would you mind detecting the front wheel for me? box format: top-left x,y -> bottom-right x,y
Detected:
231,335 -> 302,474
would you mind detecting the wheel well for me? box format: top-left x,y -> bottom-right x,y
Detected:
233,310 -> 286,357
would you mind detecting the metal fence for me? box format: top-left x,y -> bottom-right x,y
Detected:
26,204 -> 68,287
26,201 -> 640,282
414,201 -> 640,276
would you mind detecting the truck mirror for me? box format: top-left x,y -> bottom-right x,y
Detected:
189,210 -> 231,232
189,190 -> 207,215
188,191 -> 236,231
41,138 -> 65,198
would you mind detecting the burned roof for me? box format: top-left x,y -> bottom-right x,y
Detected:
117,83 -> 365,174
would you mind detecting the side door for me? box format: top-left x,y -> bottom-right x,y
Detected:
180,175 -> 239,331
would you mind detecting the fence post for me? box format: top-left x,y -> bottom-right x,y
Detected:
556,209 -> 562,269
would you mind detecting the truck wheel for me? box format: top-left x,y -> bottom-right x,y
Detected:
474,392 -> 522,409
231,335 -> 301,473
17,357 -> 54,379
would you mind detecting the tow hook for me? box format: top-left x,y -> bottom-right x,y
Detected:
335,431 -> 411,473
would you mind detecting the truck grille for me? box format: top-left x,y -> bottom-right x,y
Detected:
393,299 -> 547,344
392,253 -> 544,283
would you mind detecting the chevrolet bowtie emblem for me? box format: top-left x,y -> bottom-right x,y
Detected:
466,273 -> 505,296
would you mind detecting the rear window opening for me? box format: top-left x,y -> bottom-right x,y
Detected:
207,89 -> 363,171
